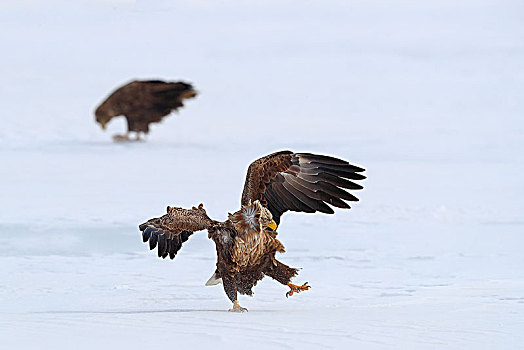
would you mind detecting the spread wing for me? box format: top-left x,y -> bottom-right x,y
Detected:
241,151 -> 366,224
138,204 -> 214,260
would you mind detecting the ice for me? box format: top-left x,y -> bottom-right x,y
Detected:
1,0 -> 523,349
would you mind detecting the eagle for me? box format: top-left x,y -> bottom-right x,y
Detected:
94,80 -> 197,141
139,151 -> 365,312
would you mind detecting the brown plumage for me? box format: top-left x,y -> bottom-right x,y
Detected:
241,151 -> 365,224
139,151 -> 366,312
94,80 -> 197,139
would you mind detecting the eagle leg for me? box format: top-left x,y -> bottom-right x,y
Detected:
222,275 -> 247,312
229,300 -> 248,313
286,282 -> 311,298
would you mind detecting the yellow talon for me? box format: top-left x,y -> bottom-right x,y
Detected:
229,300 -> 248,313
286,282 -> 311,298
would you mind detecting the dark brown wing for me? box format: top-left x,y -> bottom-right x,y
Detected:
138,204 -> 214,260
241,151 -> 365,224
129,80 -> 196,113
147,81 -> 197,111
103,80 -> 197,116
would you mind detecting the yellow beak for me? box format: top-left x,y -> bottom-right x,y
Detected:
267,219 -> 278,231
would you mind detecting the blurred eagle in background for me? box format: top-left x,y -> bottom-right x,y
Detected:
94,80 -> 197,141
139,151 -> 366,312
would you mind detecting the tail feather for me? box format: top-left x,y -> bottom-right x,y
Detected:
205,270 -> 222,286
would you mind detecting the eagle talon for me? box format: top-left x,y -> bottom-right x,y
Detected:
286,282 -> 311,298
229,300 -> 248,313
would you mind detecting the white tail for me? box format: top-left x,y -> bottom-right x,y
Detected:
205,272 -> 222,286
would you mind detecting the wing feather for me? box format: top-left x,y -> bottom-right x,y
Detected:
271,182 -> 306,212
297,172 -> 363,190
282,174 -> 333,213
241,151 -> 365,223
295,152 -> 362,167
281,181 -> 317,213
264,186 -> 288,213
283,175 -> 336,213
139,204 -> 213,260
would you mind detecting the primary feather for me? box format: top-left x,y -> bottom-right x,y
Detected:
241,151 -> 366,224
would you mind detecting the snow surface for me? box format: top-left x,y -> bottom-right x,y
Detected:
1,0 -> 523,349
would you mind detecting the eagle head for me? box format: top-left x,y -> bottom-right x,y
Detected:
228,200 -> 277,234
259,205 -> 277,231
94,103 -> 118,130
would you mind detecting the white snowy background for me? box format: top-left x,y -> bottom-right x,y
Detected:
1,0 -> 523,348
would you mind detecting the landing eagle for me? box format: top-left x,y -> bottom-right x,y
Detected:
139,151 -> 365,312
94,80 -> 197,141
